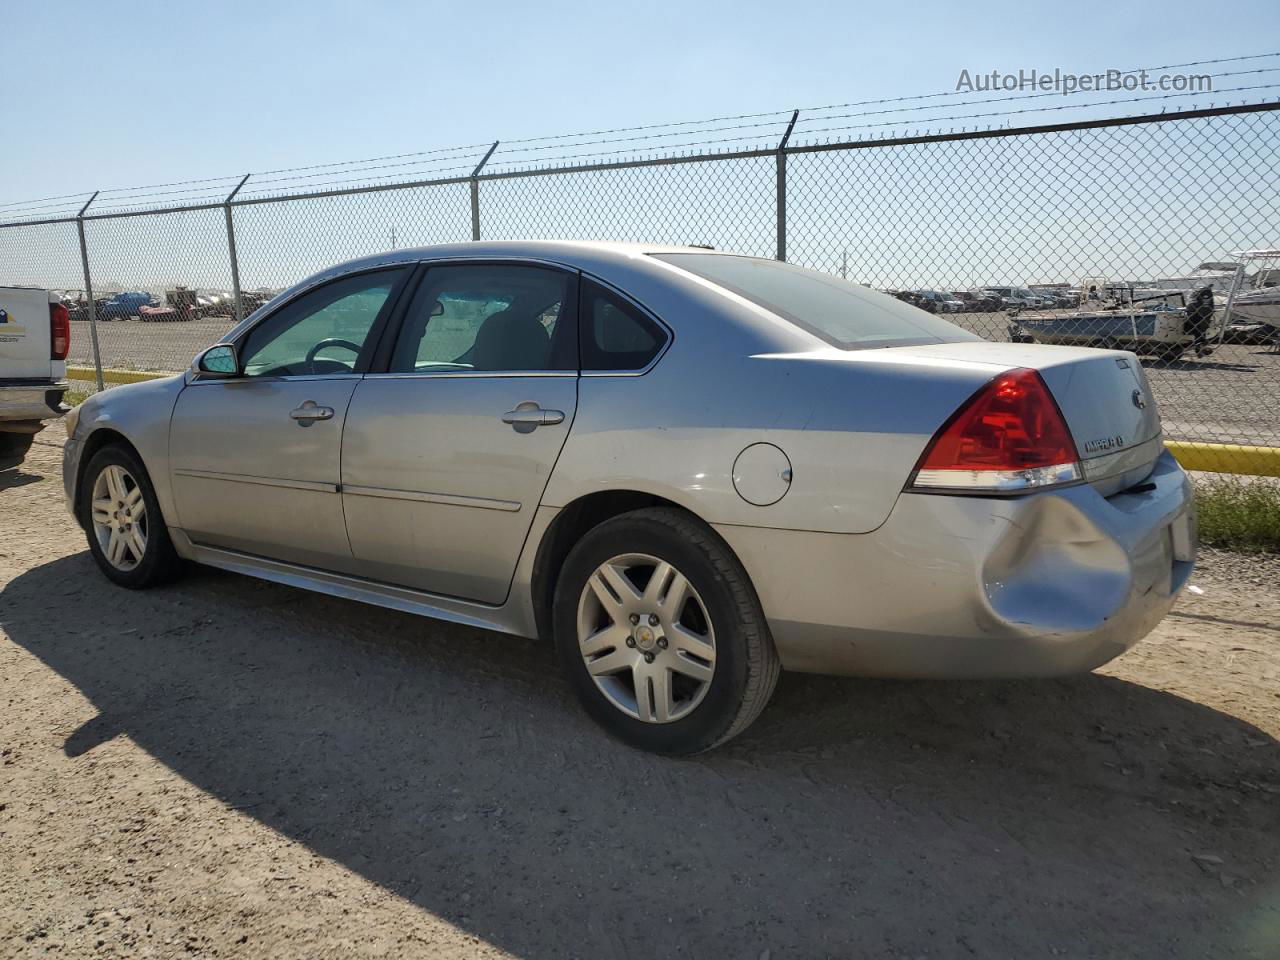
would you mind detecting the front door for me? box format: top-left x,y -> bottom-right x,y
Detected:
340,262 -> 578,604
169,267 -> 410,568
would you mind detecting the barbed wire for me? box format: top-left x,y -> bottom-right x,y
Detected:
2,50 -> 1277,217
489,66 -> 1280,162
791,83 -> 1280,142
485,84 -> 1280,170
499,51 -> 1280,145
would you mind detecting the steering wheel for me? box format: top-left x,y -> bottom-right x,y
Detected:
305,338 -> 362,374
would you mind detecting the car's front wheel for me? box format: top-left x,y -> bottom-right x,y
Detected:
553,507 -> 780,755
79,444 -> 183,588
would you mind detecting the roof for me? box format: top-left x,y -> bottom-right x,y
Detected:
296,240 -> 745,290
361,239 -> 728,265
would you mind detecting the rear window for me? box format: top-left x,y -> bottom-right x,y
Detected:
580,279 -> 667,371
654,253 -> 976,349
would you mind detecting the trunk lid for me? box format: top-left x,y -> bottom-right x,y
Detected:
0,287 -> 55,380
882,341 -> 1163,488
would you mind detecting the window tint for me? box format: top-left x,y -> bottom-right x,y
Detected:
389,264 -> 574,373
580,279 -> 667,371
652,253 -> 976,350
240,269 -> 406,377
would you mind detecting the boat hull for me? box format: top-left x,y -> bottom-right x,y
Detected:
1229,294 -> 1280,328
1013,310 -> 1193,349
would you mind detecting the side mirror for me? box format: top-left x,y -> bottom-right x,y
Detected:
197,343 -> 239,377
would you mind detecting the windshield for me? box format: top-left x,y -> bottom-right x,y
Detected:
653,254 -> 976,349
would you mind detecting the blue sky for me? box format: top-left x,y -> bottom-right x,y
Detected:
4,0 -> 1278,204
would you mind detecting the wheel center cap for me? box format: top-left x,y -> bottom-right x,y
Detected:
634,625 -> 657,651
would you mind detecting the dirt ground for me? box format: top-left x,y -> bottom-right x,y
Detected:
2,439 -> 1278,959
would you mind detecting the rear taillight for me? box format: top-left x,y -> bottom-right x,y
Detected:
50,302 -> 70,360
909,367 -> 1081,494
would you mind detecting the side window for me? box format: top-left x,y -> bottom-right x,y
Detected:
239,269 -> 407,378
389,264 -> 575,373
580,279 -> 667,372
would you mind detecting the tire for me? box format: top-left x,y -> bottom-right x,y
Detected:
0,433 -> 34,469
552,507 -> 780,755
79,444 -> 183,589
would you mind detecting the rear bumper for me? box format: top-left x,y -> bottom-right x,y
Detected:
715,451 -> 1195,679
0,380 -> 68,427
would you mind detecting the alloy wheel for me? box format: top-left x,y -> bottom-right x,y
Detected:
90,464 -> 148,571
576,553 -> 716,723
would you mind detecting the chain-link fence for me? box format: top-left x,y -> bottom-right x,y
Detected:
2,102 -> 1278,474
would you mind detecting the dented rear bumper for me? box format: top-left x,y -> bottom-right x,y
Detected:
715,450 -> 1194,678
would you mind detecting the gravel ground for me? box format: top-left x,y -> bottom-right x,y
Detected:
2,440 -> 1278,959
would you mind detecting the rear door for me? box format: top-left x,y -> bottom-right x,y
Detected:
341,261 -> 578,604
169,267 -> 411,569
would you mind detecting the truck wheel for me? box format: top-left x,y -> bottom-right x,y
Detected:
79,444 -> 184,588
0,433 -> 34,468
552,507 -> 780,755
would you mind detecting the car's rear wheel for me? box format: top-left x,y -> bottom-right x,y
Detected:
80,444 -> 183,588
553,507 -> 779,755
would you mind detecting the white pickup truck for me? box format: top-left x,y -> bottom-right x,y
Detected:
0,286 -> 71,467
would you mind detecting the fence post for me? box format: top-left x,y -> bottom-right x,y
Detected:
470,142 -> 499,241
75,192 -> 104,392
775,111 -> 799,262
224,174 -> 251,322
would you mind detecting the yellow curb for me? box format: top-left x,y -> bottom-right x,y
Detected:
67,367 -> 172,386
1166,441 -> 1280,478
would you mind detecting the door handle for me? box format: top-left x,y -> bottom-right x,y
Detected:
501,404 -> 565,431
290,400 -> 335,426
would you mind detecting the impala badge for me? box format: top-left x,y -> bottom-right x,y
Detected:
1084,435 -> 1125,453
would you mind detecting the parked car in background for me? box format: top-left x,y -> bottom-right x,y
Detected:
982,286 -> 1044,309
1031,289 -> 1080,309
914,290 -> 964,313
64,241 -> 1196,754
889,289 -> 935,312
951,291 -> 1000,312
196,293 -> 236,319
138,304 -> 181,322
58,291 -> 92,323
1,286 -> 69,467
97,291 -> 156,321
240,290 -> 278,316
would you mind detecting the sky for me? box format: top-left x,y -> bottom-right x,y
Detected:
3,0 -> 1279,205
1,0 -> 1278,299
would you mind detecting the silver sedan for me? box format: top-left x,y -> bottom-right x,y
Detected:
63,242 -> 1196,754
